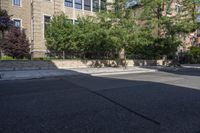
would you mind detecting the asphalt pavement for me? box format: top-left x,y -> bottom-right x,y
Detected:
0,67 -> 156,81
0,69 -> 200,133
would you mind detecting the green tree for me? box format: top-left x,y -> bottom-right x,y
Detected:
188,46 -> 200,63
45,13 -> 77,58
136,0 -> 198,59
77,16 -> 116,59
96,0 -> 138,65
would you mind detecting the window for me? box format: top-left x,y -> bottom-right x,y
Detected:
93,0 -> 99,12
13,0 -> 21,6
175,5 -> 182,13
44,16 -> 51,34
197,15 -> 200,23
84,0 -> 91,11
74,20 -> 79,24
101,0 -> 106,10
175,3 -> 182,13
197,7 -> 200,23
197,6 -> 200,13
65,0 -> 73,7
44,16 -> 51,25
13,19 -> 21,28
75,0 -> 82,9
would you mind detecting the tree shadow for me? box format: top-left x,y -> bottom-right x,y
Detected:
0,72 -> 200,133
66,74 -> 200,133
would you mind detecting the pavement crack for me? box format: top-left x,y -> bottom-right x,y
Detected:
86,88 -> 161,126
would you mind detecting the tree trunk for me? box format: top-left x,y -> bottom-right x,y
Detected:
118,48 -> 126,67
0,30 -> 5,59
62,51 -> 65,60
1,30 -> 5,39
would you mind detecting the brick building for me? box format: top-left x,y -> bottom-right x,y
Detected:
0,0 -> 106,57
0,0 -> 199,58
163,0 -> 198,53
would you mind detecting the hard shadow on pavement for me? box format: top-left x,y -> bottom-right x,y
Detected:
0,73 -> 200,133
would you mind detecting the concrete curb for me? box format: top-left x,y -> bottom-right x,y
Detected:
181,65 -> 200,69
91,70 -> 157,76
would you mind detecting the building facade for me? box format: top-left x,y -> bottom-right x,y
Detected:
165,0 -> 199,53
0,0 -> 199,58
0,0 -> 106,57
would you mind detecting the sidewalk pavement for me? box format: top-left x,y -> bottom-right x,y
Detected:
143,64 -> 200,71
0,67 -> 156,81
181,64 -> 200,69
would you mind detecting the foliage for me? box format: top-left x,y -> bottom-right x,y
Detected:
187,46 -> 200,64
45,13 -> 77,52
45,0 -> 199,60
0,56 -> 15,60
127,0 -> 199,59
0,9 -> 13,38
0,28 -> 30,59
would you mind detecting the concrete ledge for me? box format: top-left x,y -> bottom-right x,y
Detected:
0,59 -> 172,71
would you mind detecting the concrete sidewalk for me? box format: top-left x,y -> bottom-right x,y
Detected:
181,64 -> 200,69
0,67 -> 156,81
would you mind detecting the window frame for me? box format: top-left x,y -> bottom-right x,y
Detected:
92,0 -> 99,12
100,0 -> 106,10
75,0 -> 82,9
13,18 -> 22,29
12,0 -> 22,7
84,0 -> 91,11
43,15 -> 51,38
65,0 -> 73,7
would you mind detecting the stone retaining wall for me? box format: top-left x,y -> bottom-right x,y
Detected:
0,59 -> 172,71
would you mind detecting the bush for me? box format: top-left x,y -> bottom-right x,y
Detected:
126,37 -> 179,60
0,56 -> 15,60
0,28 -> 30,59
31,57 -> 50,60
187,46 -> 200,64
